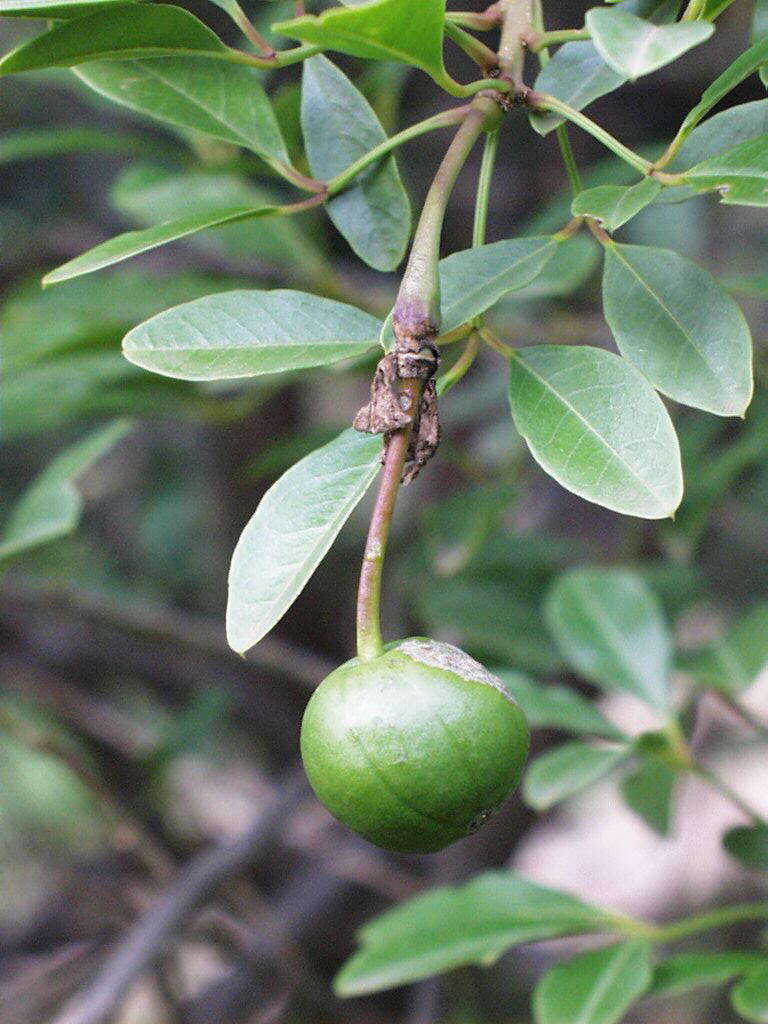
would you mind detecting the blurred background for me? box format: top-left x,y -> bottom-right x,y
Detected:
1,1 -> 767,1022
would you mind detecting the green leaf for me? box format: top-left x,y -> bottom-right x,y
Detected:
732,965 -> 768,1023
530,41 -> 625,136
724,825 -> 768,871
602,243 -> 753,416
226,429 -> 381,654
0,422 -> 130,563
621,759 -> 675,835
755,0 -> 768,40
43,204 -> 278,285
534,941 -> 653,1024
650,952 -> 767,995
275,0 -> 454,92
0,126 -> 171,164
572,178 -> 662,230
123,290 -> 379,380
301,55 -> 409,272
380,235 -> 561,346
507,345 -> 683,520
76,57 -> 288,160
585,8 -> 712,80
545,568 -> 672,711
523,742 -> 630,810
686,603 -> 768,693
0,0 -> 140,16
335,871 -> 611,997
497,671 -> 626,740
0,5 -> 227,74
677,37 -> 768,145
683,134 -> 768,207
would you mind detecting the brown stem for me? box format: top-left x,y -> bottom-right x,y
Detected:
356,378 -> 423,661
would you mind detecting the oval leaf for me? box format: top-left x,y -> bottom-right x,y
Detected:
683,134 -> 768,207
523,742 -> 630,810
534,940 -> 653,1024
621,759 -> 675,835
572,178 -> 662,231
545,568 -> 672,711
498,671 -> 626,740
508,345 -> 683,520
123,290 -> 380,380
76,56 -> 288,160
603,243 -> 753,416
276,0 -> 452,91
586,8 -> 712,81
227,429 -> 382,654
0,5 -> 227,74
335,871 -> 610,997
301,55 -> 410,271
530,41 -> 625,136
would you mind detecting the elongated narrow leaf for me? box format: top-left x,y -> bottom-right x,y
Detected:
123,290 -> 379,380
76,57 -> 288,160
301,55 -> 409,271
677,37 -> 768,143
0,0 -> 137,17
335,871 -> 611,997
586,8 -> 712,80
686,603 -> 768,694
650,952 -> 767,995
380,236 -> 561,346
621,759 -> 675,835
732,965 -> 768,1022
508,345 -> 683,520
603,243 -> 753,416
545,568 -> 672,711
0,5 -> 227,74
534,941 -> 653,1024
498,671 -> 626,740
276,0 -> 452,91
0,422 -> 130,563
44,204 -> 277,285
227,430 -> 381,653
683,134 -> 768,207
572,178 -> 662,230
523,742 -> 630,810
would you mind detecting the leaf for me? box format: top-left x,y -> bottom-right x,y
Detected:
523,742 -> 630,810
724,825 -> 768,871
732,965 -> 768,1023
497,671 -> 626,740
0,0 -> 141,16
534,941 -> 653,1024
43,204 -> 278,285
755,0 -> 768,41
0,126 -> 171,164
602,243 -> 753,416
683,134 -> 768,207
507,345 -> 683,520
585,8 -> 712,80
676,37 -> 768,144
650,952 -> 767,995
621,759 -> 675,835
686,603 -> 768,693
301,55 -> 409,272
0,5 -> 227,74
335,871 -> 611,997
0,422 -> 130,563
545,568 -> 672,711
76,56 -> 288,160
530,41 -> 625,136
123,289 -> 379,380
572,178 -> 662,230
226,429 -> 381,654
275,0 -> 453,92
380,235 -> 561,346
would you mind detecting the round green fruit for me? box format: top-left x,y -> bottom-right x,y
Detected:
300,638 -> 529,853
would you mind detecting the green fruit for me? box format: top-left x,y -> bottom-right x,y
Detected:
300,638 -> 529,853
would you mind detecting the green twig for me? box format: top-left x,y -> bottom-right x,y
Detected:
614,902 -> 768,943
473,128 -> 500,248
528,27 -> 590,49
529,93 -> 653,175
438,333 -> 481,395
